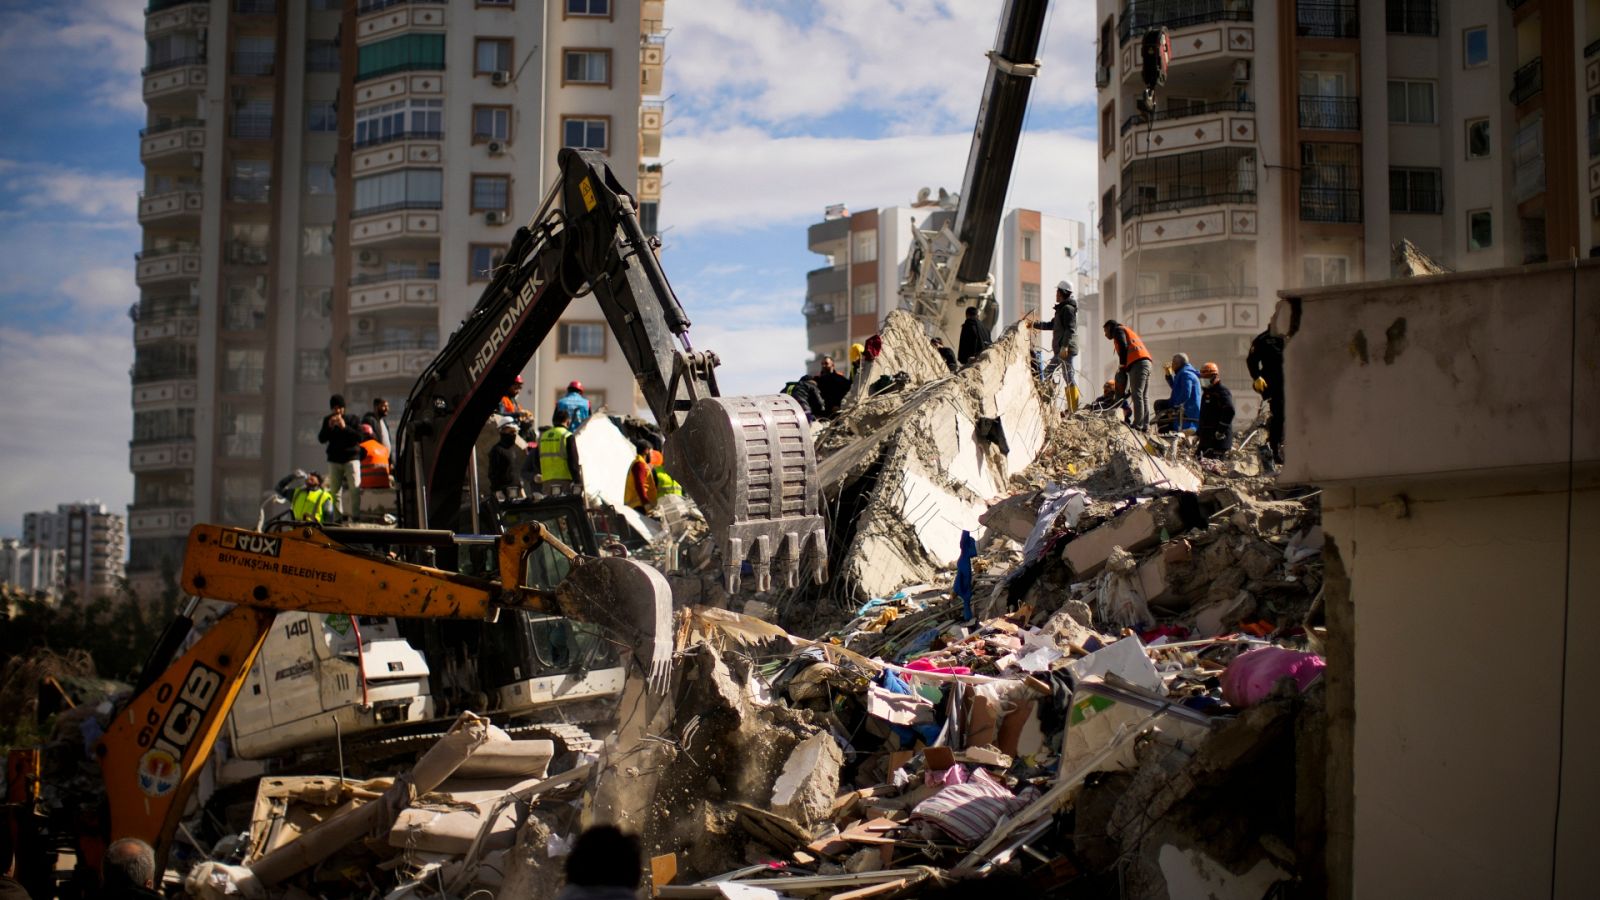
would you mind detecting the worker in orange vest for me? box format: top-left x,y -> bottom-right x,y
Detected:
1104,319 -> 1154,431
358,424 -> 392,489
623,440 -> 658,512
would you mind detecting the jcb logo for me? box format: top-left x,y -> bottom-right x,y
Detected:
219,530 -> 281,558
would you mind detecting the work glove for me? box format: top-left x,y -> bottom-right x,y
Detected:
1252,377 -> 1267,394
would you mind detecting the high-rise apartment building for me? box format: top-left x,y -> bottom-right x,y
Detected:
130,0 -> 666,583
0,539 -> 64,598
1093,0 -> 1597,394
20,502 -> 126,600
803,202 -> 1091,374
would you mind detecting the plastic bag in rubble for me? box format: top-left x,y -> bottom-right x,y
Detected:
1222,647 -> 1326,707
1095,546 -> 1153,629
1022,485 -> 1089,565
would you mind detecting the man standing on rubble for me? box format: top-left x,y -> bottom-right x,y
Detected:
488,417 -> 526,502
1247,326 -> 1286,464
1103,320 -> 1154,430
624,439 -> 658,512
814,355 -> 851,417
538,408 -> 581,496
958,306 -> 991,365
318,394 -> 364,522
931,336 -> 959,373
1031,281 -> 1081,409
1161,353 -> 1202,433
1197,362 -> 1235,458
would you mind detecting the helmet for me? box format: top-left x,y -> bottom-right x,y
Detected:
512,375 -> 524,385
849,343 -> 865,363
498,416 -> 518,430
1200,362 -> 1220,378
1056,279 -> 1073,296
1103,380 -> 1117,392
360,424 -> 374,437
567,380 -> 584,393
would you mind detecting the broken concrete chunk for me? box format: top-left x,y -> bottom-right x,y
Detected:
1063,500 -> 1170,578
770,731 -> 845,827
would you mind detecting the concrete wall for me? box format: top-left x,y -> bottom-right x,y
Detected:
1280,261 -> 1599,898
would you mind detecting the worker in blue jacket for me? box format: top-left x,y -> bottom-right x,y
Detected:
1161,353 -> 1203,433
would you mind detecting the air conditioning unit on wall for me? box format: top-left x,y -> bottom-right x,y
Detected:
485,210 -> 508,225
357,249 -> 380,266
491,70 -> 510,87
487,140 -> 506,156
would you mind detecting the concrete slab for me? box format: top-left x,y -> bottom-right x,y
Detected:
1062,501 -> 1167,578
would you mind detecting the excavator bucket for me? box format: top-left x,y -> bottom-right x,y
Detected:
664,394 -> 829,593
555,555 -> 676,695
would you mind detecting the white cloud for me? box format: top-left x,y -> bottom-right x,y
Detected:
0,0 -> 144,113
60,266 -> 140,317
3,162 -> 141,220
686,320 -> 812,398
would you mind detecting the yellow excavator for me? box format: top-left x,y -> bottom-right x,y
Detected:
20,149 -> 829,889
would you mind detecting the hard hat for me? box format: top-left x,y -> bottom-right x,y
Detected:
1104,380 -> 1117,392
567,380 -> 584,392
512,375 -> 524,385
1056,279 -> 1073,295
1200,362 -> 1219,378
360,423 -> 374,437
849,343 -> 865,363
498,416 -> 518,430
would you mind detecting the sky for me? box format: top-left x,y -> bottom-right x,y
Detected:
0,0 -> 1098,539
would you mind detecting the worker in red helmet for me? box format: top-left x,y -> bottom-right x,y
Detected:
1196,361 -> 1235,459
498,374 -> 526,419
556,379 -> 591,429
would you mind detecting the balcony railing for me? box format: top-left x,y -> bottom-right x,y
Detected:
1389,185 -> 1443,214
1134,284 -> 1259,306
130,296 -> 199,321
357,0 -> 446,13
1122,190 -> 1256,219
135,245 -> 199,262
1121,100 -> 1255,135
140,117 -> 205,137
356,61 -> 447,83
141,54 -> 205,76
1117,1 -> 1253,46
131,363 -> 198,384
1385,1 -> 1437,36
352,200 -> 444,217
1300,186 -> 1362,223
1296,1 -> 1359,39
803,303 -> 839,327
349,268 -> 439,286
1511,57 -> 1543,105
225,242 -> 270,265
1298,96 -> 1360,130
348,337 -> 440,355
353,130 -> 444,150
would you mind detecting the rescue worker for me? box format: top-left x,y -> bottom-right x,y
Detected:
556,380 -> 591,429
653,464 -> 683,503
318,394 -> 363,522
930,336 -> 959,373
1246,326 -> 1286,465
361,397 -> 392,451
1161,353 -> 1202,433
538,408 -> 581,496
498,375 -> 527,418
1197,362 -> 1235,459
781,374 -> 825,421
488,417 -> 526,501
814,355 -> 851,417
1031,281 -> 1080,409
958,306 -> 991,365
358,424 -> 392,489
291,472 -> 333,523
1103,320 -> 1154,430
848,343 -> 866,381
623,440 -> 658,512
1087,380 -> 1129,418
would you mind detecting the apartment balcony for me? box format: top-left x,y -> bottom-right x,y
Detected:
1120,3 -> 1254,84
351,203 -> 442,247
642,0 -> 665,35
354,70 -> 446,109
1296,1 -> 1359,39
131,376 -> 198,410
1385,0 -> 1437,36
142,57 -> 208,103
347,338 -> 440,384
1131,284 -> 1265,340
352,132 -> 444,177
641,34 -> 666,97
806,314 -> 848,352
1514,155 -> 1546,205
127,504 -> 195,540
640,101 -> 664,158
806,265 -> 848,298
348,274 -> 439,314
132,306 -> 200,345
1119,196 -> 1259,256
807,216 -> 850,255
145,0 -> 208,38
139,119 -> 206,166
1120,101 -> 1256,162
129,438 -> 196,474
1117,1 -> 1253,46
1298,95 -> 1360,131
357,0 -> 447,43
1300,186 -> 1363,223
1511,57 -> 1543,106
137,189 -> 203,225
638,164 -> 663,201
134,248 -> 202,286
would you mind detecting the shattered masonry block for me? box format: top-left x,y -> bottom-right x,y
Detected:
769,731 -> 844,826
1137,540 -> 1193,607
1062,501 -> 1169,578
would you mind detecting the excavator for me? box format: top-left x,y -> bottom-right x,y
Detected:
24,148 -> 831,886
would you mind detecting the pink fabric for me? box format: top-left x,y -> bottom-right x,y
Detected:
904,659 -> 972,675
924,764 -> 969,787
911,767 -> 1026,845
1222,647 -> 1325,707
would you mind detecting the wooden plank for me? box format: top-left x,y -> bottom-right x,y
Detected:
834,877 -> 911,900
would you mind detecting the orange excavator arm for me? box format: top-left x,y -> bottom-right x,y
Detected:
97,521 -> 671,867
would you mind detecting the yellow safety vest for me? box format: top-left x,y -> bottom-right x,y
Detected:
292,487 -> 331,523
538,425 -> 574,482
654,468 -> 682,496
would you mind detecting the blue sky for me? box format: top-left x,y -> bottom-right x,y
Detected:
0,0 -> 1097,538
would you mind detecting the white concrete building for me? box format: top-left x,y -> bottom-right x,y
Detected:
21,502 -> 126,601
0,538 -> 64,598
131,0 -> 666,582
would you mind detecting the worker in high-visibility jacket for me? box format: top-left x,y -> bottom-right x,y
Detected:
291,473 -> 333,523
653,465 -> 683,501
623,440 -> 658,511
537,408 -> 581,496
357,424 -> 392,489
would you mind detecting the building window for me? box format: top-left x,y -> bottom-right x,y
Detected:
1466,118 -> 1492,159
220,474 -> 262,524
230,159 -> 271,203
297,349 -> 330,382
558,322 -> 606,357
220,403 -> 264,458
307,38 -> 339,72
476,38 -> 512,75
1021,283 -> 1040,316
355,98 -> 443,147
1387,79 -> 1437,124
469,244 -> 509,281
852,230 -> 877,263
224,278 -> 268,331
307,101 -> 338,133
305,163 -> 335,195
473,105 -> 511,142
1100,187 -> 1117,240
638,200 -> 659,237
232,99 -> 274,139
563,49 -> 610,85
1468,209 -> 1493,250
353,168 -> 443,216
299,288 -> 331,319
852,283 -> 877,317
1101,100 -> 1115,158
234,35 -> 275,77
1022,230 -> 1038,262
302,225 -> 334,257
1463,26 -> 1489,68
222,349 -> 266,395
356,33 -> 445,82
1385,0 -> 1437,36
1300,142 -> 1362,223
566,0 -> 609,16
1302,255 -> 1350,288
1389,167 -> 1443,214
471,174 -> 510,213
562,116 -> 609,152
